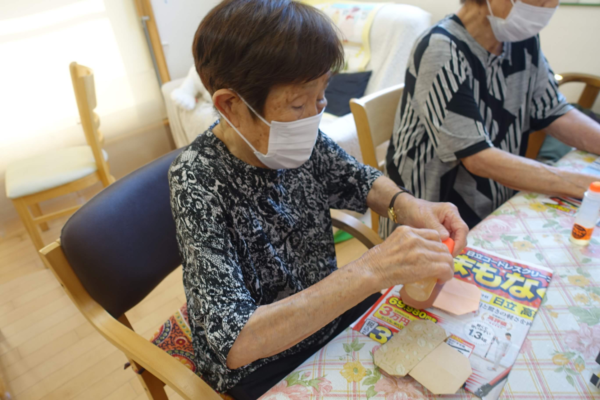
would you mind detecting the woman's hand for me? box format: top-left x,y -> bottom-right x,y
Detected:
395,195 -> 468,257
366,176 -> 469,256
360,225 -> 455,292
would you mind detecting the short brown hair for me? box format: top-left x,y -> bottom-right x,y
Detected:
193,0 -> 344,117
460,0 -> 486,4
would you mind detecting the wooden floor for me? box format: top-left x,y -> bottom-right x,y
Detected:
0,190 -> 368,400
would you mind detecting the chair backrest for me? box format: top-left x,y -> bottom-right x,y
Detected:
350,84 -> 404,171
60,149 -> 183,318
69,62 -> 112,184
525,73 -> 600,160
350,84 -> 404,234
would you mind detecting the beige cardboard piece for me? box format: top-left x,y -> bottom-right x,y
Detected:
409,342 -> 473,394
373,320 -> 447,376
433,278 -> 481,316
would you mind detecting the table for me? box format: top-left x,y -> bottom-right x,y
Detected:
259,150 -> 600,400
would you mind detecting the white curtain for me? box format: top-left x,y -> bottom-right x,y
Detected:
0,0 -> 167,223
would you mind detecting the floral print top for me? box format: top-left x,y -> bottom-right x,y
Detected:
168,124 -> 382,392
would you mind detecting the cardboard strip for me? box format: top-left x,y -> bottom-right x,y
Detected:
433,278 -> 481,316
408,342 -> 473,395
373,320 -> 447,377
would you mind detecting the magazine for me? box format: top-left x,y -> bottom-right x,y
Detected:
543,196 -> 600,227
352,246 -> 553,399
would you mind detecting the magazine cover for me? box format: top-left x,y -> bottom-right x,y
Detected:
543,196 -> 600,227
352,246 -> 553,399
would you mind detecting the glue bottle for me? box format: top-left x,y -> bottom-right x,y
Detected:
570,182 -> 600,246
400,238 -> 455,310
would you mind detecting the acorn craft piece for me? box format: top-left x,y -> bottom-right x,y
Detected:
400,238 -> 455,310
374,320 -> 447,377
373,320 -> 473,395
408,341 -> 473,395
401,238 -> 482,315
432,277 -> 481,316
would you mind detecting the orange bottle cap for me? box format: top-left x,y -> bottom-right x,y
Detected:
442,238 -> 455,253
590,182 -> 600,193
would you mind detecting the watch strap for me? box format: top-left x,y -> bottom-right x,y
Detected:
388,187 -> 413,224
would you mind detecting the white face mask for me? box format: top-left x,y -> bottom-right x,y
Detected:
218,93 -> 323,170
487,0 -> 557,43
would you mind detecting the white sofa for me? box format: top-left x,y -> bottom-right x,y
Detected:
161,4 -> 431,161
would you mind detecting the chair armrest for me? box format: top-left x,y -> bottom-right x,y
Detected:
97,310 -> 222,400
557,72 -> 600,88
558,73 -> 600,110
40,241 -> 222,400
331,210 -> 383,249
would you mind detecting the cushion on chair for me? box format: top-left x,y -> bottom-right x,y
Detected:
5,146 -> 108,199
61,149 -> 183,318
151,304 -> 198,373
149,303 -> 234,399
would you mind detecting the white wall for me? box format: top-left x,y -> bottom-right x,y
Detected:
539,5 -> 600,111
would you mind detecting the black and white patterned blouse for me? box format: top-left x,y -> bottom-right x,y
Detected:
168,123 -> 382,392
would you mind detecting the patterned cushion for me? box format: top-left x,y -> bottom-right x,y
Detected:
147,303 -> 234,399
150,304 -> 197,372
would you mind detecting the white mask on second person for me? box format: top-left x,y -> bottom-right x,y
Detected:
218,92 -> 323,170
486,0 -> 557,43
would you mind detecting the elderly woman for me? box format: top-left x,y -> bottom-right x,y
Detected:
383,0 -> 600,235
169,0 -> 468,398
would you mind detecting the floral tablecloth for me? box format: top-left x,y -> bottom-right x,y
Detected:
260,151 -> 600,400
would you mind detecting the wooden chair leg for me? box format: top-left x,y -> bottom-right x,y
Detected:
117,315 -> 168,400
13,200 -> 45,251
30,203 -> 49,232
13,199 -> 49,269
130,359 -> 169,400
0,372 -> 10,400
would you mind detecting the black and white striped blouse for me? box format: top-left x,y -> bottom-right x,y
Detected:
384,14 -> 572,234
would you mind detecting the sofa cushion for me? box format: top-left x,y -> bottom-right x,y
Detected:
325,71 -> 372,116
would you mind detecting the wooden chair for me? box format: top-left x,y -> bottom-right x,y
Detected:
39,149 -> 382,400
350,84 -> 405,233
526,73 -> 600,160
0,372 -> 10,400
5,62 -> 114,253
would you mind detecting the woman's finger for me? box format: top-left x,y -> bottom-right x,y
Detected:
444,206 -> 469,256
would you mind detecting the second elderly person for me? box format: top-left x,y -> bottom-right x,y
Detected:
383,0 -> 600,235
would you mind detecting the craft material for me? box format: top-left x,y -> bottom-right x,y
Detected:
591,351 -> 600,388
432,277 -> 481,315
591,373 -> 600,389
545,196 -> 600,227
408,342 -> 473,395
400,238 -> 455,309
373,320 -> 447,376
570,182 -> 600,246
352,246 -> 552,400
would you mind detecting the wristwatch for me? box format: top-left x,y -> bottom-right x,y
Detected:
387,187 -> 413,224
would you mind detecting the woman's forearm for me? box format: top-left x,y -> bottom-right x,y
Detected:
462,147 -> 594,199
226,258 -> 378,369
366,175 -> 413,218
545,109 -> 600,156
